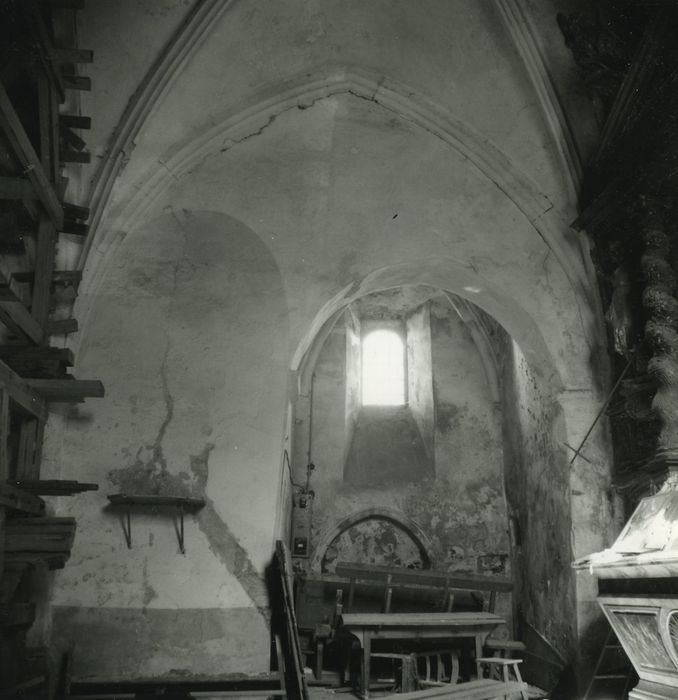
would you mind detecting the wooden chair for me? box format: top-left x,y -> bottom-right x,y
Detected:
484,638 -> 526,659
476,656 -> 528,699
413,648 -> 461,686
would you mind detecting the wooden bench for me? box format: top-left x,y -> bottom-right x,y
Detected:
334,562 -> 513,614
382,678 -> 528,699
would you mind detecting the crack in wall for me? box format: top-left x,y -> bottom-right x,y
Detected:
108,237 -> 182,493
219,113 -> 280,153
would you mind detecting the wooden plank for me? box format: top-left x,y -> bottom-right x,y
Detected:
5,552 -> 67,569
46,318 -> 78,335
12,480 -> 98,495
49,68 -> 60,183
0,483 -> 46,515
59,148 -> 91,163
0,344 -> 74,361
60,220 -> 89,236
0,602 -> 36,627
274,540 -> 309,700
37,73 -> 54,181
41,0 -> 85,7
335,562 -> 514,593
108,494 -> 203,509
27,378 -> 105,402
54,48 -> 93,64
62,75 -> 91,91
60,125 -> 87,151
0,83 -> 63,228
0,359 -> 48,420
6,516 -> 76,531
63,202 -> 89,220
16,418 -> 40,480
0,346 -> 74,370
5,537 -> 74,553
13,270 -> 82,286
0,389 -> 9,481
382,679 -> 527,700
0,176 -> 37,200
0,301 -> 45,345
26,0 -> 66,102
59,114 -> 91,130
0,261 -> 31,306
31,215 -> 58,327
341,612 -> 504,627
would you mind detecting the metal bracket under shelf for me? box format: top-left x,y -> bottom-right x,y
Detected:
107,494 -> 205,554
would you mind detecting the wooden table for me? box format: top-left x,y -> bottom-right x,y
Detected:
340,612 -> 504,698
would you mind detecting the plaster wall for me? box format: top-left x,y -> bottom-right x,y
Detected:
47,1 -> 615,677
50,210 -> 286,678
407,304 -> 435,460
296,296 -> 508,577
49,90 -> 609,678
502,340 -> 577,661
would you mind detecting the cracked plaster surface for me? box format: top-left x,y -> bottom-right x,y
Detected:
106,215 -> 269,615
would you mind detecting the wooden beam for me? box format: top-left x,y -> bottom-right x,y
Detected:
0,212 -> 21,245
0,262 -> 30,306
0,83 -> 63,228
591,14 -> 668,170
16,418 -> 41,480
63,202 -> 89,220
21,198 -> 40,223
62,75 -> 91,92
41,0 -> 85,8
54,48 -> 93,64
12,270 -> 82,286
0,345 -> 74,378
37,74 -> 54,180
0,345 -> 75,362
0,483 -> 45,515
0,603 -> 36,627
0,389 -> 9,481
45,318 -> 78,335
59,115 -> 90,130
60,125 -> 86,151
60,221 -> 88,237
49,68 -> 60,184
27,379 -> 105,402
0,302 -> 45,346
59,149 -> 90,164
11,480 -> 98,495
31,215 -> 58,328
0,359 -> 48,420
25,1 -> 66,103
0,177 -> 38,200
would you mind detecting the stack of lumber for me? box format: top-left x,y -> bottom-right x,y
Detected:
5,517 -> 76,570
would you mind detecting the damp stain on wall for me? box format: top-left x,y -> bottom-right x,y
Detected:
322,518 -> 424,572
107,441 -> 269,617
402,476 -> 510,574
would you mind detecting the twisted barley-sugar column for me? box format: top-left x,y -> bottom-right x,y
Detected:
641,197 -> 678,459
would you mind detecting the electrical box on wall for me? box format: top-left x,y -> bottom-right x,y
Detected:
291,492 -> 314,557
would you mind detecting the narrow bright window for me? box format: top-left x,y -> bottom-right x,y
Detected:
362,329 -> 406,406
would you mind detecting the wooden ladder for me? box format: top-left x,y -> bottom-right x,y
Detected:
583,629 -> 635,700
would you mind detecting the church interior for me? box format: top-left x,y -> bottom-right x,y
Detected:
1,1 -> 678,698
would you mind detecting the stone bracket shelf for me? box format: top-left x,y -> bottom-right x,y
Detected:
107,494 -> 205,555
